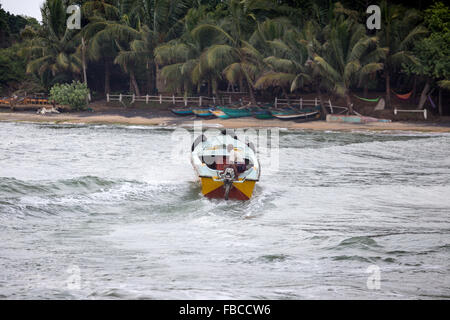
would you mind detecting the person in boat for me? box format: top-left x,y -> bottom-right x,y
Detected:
226,144 -> 245,178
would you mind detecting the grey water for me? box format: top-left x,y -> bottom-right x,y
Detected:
0,122 -> 449,299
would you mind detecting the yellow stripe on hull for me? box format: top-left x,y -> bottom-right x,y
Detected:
200,177 -> 257,200
201,177 -> 224,195
233,180 -> 256,199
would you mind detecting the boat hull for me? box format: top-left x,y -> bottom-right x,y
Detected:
210,109 -> 230,119
252,111 -> 274,119
272,111 -> 320,120
192,109 -> 213,117
171,108 -> 194,115
326,114 -> 392,123
200,177 -> 256,201
219,107 -> 252,118
271,106 -> 321,121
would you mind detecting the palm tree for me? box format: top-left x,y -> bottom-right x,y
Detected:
155,5 -> 224,95
82,0 -> 122,95
25,0 -> 82,87
191,0 -> 277,102
378,1 -> 427,108
124,0 -> 193,93
252,20 -> 306,101
313,15 -> 384,114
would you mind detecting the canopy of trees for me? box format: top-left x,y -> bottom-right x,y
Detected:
1,0 -> 449,113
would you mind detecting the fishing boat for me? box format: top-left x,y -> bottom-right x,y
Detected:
192,108 -> 213,117
210,102 -> 242,119
219,107 -> 252,118
171,107 -> 194,116
252,109 -> 274,119
210,109 -> 230,119
326,114 -> 391,123
271,106 -> 321,121
191,132 -> 260,200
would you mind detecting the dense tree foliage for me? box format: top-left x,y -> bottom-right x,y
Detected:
0,5 -> 40,94
405,2 -> 450,114
1,0 -> 449,113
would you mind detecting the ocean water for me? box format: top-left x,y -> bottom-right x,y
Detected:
0,122 -> 449,299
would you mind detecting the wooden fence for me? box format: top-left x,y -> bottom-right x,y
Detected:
274,97 -> 319,108
107,94 -> 232,106
106,93 -> 351,115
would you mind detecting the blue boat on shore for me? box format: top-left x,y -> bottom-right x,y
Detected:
219,107 -> 253,118
171,108 -> 194,116
270,106 -> 321,121
192,108 -> 213,117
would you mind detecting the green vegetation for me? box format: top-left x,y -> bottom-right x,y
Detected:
0,4 -> 40,95
406,2 -> 450,114
1,0 -> 449,114
50,81 -> 89,110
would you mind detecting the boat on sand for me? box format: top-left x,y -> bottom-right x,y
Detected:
270,106 -> 321,120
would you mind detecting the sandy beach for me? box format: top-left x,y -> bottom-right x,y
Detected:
1,109 -> 450,132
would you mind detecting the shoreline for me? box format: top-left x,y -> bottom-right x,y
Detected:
1,110 -> 450,132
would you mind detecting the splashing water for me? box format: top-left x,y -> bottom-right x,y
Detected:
0,122 -> 449,299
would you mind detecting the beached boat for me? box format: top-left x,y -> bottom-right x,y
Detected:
219,107 -> 252,118
210,109 -> 230,119
171,108 -> 194,116
252,109 -> 274,119
271,106 -> 321,120
192,108 -> 213,117
326,114 -> 391,123
210,102 -> 243,119
191,132 -> 260,200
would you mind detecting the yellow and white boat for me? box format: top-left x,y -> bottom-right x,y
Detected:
191,132 -> 260,200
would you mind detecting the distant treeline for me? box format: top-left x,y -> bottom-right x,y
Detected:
0,0 -> 448,114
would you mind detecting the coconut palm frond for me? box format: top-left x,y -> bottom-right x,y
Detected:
290,73 -> 312,92
314,56 -> 341,82
399,25 -> 429,50
192,24 -> 234,45
389,51 -> 417,68
343,60 -> 361,83
264,56 -> 296,73
206,44 -> 236,71
223,63 -> 242,84
254,72 -> 295,90
437,80 -> 450,91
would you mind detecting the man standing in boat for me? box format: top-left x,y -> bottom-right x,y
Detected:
226,144 -> 245,179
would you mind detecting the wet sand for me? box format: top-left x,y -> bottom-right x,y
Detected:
1,110 -> 450,132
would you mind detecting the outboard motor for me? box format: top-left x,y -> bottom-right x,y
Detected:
219,167 -> 235,200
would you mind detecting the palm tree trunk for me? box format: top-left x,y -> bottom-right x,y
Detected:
345,92 -> 354,114
438,87 -> 442,116
247,80 -> 256,104
239,76 -> 244,93
146,68 -> 152,95
418,80 -> 430,110
412,75 -> 417,101
386,71 -> 391,108
317,86 -> 328,119
104,61 -> 110,95
146,60 -> 154,94
156,65 -> 165,94
81,37 -> 88,87
130,70 -> 141,96
212,79 -> 218,97
282,87 -> 291,105
81,37 -> 89,104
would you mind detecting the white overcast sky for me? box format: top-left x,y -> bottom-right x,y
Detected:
0,0 -> 45,20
